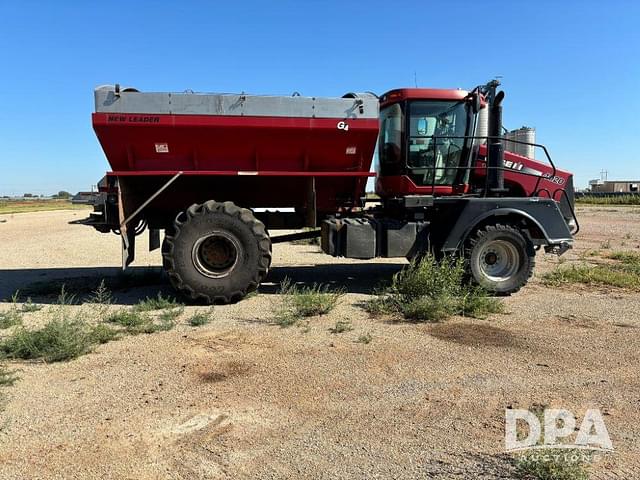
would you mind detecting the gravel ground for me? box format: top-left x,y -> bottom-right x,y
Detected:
0,207 -> 639,479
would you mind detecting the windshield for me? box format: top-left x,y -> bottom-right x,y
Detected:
407,101 -> 469,186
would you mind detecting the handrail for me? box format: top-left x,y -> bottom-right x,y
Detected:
411,134 -> 559,198
554,187 -> 580,235
412,132 -> 578,235
535,188 -> 552,199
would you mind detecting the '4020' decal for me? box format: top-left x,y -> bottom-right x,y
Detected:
542,173 -> 566,185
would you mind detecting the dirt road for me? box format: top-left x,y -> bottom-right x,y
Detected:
0,207 -> 639,479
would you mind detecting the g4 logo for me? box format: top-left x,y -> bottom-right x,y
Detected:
337,121 -> 349,131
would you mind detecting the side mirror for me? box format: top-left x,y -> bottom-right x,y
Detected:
417,118 -> 428,135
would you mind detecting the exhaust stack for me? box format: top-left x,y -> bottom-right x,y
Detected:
486,84 -> 506,194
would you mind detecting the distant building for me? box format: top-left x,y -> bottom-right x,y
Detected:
589,180 -> 640,193
71,192 -> 96,204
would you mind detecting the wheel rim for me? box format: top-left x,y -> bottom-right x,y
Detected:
477,239 -> 520,282
192,231 -> 241,279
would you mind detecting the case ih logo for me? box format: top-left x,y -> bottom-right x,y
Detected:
107,115 -> 160,123
504,160 -> 524,171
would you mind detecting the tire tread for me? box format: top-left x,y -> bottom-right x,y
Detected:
465,223 -> 535,295
162,201 -> 272,304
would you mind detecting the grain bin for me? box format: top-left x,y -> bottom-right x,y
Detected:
474,104 -> 488,147
505,126 -> 536,159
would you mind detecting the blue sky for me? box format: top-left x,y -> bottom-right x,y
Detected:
0,0 -> 638,194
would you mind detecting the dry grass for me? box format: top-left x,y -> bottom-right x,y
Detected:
0,199 -> 89,214
606,251 -> 640,263
543,251 -> 640,291
575,194 -> 640,206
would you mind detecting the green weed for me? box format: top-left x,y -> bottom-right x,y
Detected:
87,279 -> 113,306
89,324 -> 120,344
356,333 -> 372,344
274,278 -> 344,327
134,292 -> 182,312
21,269 -> 163,298
107,308 -> 176,335
366,254 -> 503,322
159,307 -> 184,323
20,298 -> 42,313
0,364 -> 18,386
188,310 -> 213,327
606,251 -> 640,264
543,252 -> 640,291
329,320 -> 353,334
514,450 -> 590,480
0,309 -> 22,330
1,317 -> 95,362
0,292 -> 23,329
107,309 -> 148,329
56,285 -> 77,306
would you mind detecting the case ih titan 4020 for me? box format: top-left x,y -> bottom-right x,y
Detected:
79,80 -> 577,303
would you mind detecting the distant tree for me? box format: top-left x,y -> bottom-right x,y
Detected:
54,190 -> 72,199
23,193 -> 34,198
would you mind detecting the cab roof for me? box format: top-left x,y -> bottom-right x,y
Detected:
379,88 -> 469,107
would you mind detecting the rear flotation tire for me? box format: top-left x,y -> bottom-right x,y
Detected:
465,223 -> 535,295
162,201 -> 271,304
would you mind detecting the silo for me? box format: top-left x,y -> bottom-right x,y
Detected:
504,130 -> 515,152
505,126 -> 535,158
474,106 -> 488,147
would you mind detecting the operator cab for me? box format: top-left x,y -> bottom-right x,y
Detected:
376,88 -> 479,197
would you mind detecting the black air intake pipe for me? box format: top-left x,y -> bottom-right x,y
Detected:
487,90 -> 506,194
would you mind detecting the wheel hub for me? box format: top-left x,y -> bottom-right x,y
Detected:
192,232 -> 241,278
484,252 -> 498,265
478,240 -> 519,282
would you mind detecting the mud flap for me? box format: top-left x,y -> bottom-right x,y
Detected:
118,180 -> 136,270
121,228 -> 136,270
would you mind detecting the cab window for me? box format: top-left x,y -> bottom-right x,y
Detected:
407,101 -> 468,186
378,104 -> 403,175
